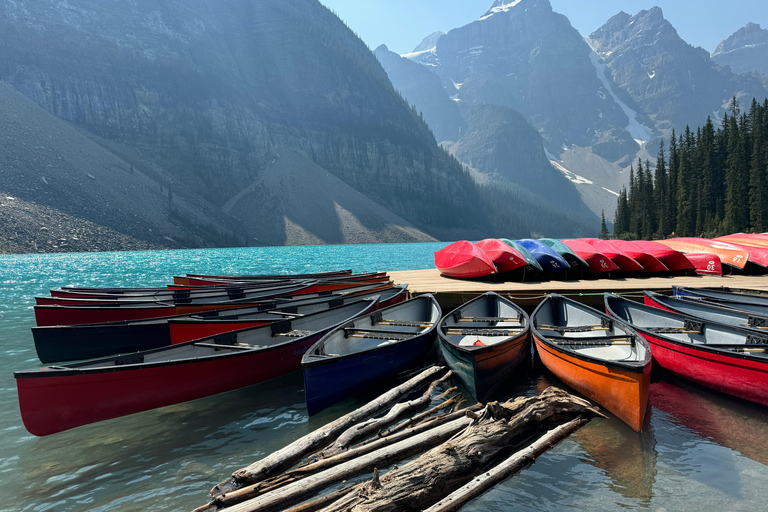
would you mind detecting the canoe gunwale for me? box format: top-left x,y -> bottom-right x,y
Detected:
531,295 -> 651,374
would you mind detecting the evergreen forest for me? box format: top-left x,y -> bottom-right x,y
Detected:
614,97 -> 768,239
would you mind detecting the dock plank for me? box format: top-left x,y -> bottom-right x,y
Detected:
388,268 -> 768,309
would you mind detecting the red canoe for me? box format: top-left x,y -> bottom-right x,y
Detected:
578,239 -> 645,272
474,239 -> 527,274
606,294 -> 768,408
16,299 -> 378,436
683,253 -> 723,275
561,239 -> 619,274
608,240 -> 669,273
631,241 -> 696,274
434,241 -> 497,279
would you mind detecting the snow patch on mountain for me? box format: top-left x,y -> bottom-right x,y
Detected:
550,160 -> 594,185
480,0 -> 524,21
586,41 -> 653,144
402,47 -> 439,66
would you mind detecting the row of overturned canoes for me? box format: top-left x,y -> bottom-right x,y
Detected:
434,233 -> 768,280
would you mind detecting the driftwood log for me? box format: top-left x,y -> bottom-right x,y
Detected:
317,387 -> 602,512
210,365 -> 448,497
422,417 -> 588,512
206,414 -> 477,512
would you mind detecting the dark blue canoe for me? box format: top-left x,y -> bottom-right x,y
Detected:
517,239 -> 571,275
302,294 -> 441,416
438,292 -> 530,402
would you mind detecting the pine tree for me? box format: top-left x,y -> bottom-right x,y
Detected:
600,210 -> 610,239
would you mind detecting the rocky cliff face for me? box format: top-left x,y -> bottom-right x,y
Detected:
713,23 -> 768,76
589,8 -> 768,132
414,0 -> 639,162
0,0 -> 506,250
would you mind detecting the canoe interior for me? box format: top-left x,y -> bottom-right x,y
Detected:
440,293 -> 528,349
534,296 -> 649,366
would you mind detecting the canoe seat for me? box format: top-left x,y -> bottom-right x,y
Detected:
345,330 -> 412,341
376,320 -> 433,328
274,329 -> 314,337
445,328 -> 523,336
550,336 -> 634,346
193,342 -> 254,350
457,316 -> 520,323
645,326 -> 701,335
537,324 -> 610,333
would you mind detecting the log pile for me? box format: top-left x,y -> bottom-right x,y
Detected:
194,366 -> 603,512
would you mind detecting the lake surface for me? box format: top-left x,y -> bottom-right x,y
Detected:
1,243 -> 768,511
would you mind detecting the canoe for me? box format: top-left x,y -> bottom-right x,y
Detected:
33,281 -> 317,326
532,294 -> 651,431
31,286 -> 401,364
302,295 -> 441,416
657,238 -> 751,272
36,280 -> 313,306
605,293 -> 768,408
561,239 -> 619,275
474,239 -> 527,275
578,239 -> 644,273
175,272 -> 390,287
434,241 -> 496,279
672,286 -> 768,308
168,284 -> 410,345
630,241 -> 696,274
538,238 -> 591,277
715,236 -> 768,248
15,298 -> 379,436
438,292 -> 530,401
608,240 -> 669,274
644,291 -> 768,330
516,239 -> 571,275
681,253 -> 723,275
499,239 -> 544,274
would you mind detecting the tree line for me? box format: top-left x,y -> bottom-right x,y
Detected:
613,97 -> 768,239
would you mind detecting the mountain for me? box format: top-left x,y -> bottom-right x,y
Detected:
712,23 -> 768,76
445,104 -> 589,213
374,44 -> 465,143
407,0 -> 639,162
588,8 -> 768,133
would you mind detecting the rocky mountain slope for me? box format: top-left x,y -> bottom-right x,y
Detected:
0,0 -> 598,253
712,23 -> 768,76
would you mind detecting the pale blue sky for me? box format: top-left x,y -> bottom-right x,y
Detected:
319,0 -> 767,55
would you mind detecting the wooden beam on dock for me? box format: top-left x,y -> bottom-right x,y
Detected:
388,269 -> 768,310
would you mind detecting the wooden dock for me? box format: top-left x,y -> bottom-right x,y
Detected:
388,268 -> 768,310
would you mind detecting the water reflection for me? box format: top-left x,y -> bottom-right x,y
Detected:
650,372 -> 768,466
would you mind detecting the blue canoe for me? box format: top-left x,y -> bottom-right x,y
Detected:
302,294 -> 441,416
517,239 -> 571,274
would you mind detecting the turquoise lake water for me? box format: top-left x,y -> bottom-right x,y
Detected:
2,242 -> 768,511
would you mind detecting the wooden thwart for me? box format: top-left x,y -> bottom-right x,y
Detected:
457,316 -> 520,323
375,319 -> 434,328
444,328 -> 523,336
537,324 -> 610,332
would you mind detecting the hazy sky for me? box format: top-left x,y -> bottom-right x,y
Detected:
319,0 -> 767,55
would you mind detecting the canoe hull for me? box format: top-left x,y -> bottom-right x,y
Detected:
303,332 -> 436,416
440,333 -> 528,402
533,334 -> 650,431
635,330 -> 768,407
16,333 -> 322,437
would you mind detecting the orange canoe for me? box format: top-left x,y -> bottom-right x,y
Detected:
657,238 -> 750,270
532,294 -> 651,432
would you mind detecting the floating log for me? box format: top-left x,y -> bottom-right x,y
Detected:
209,365 -> 447,497
320,373 -> 455,457
205,414 -> 476,512
318,387 -> 601,511
423,417 -> 588,512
